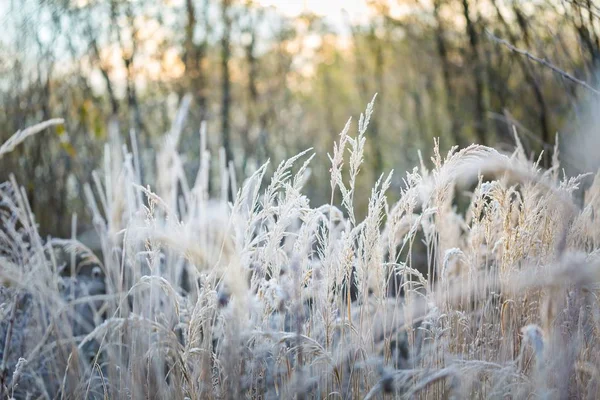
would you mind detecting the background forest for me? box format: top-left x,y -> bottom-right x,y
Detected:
1,0 -> 599,240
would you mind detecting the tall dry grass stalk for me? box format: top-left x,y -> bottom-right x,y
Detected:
1,98 -> 600,399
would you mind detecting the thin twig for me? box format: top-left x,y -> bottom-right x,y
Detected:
0,119 -> 65,159
486,30 -> 600,96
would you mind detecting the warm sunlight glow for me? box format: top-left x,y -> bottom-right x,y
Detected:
256,0 -> 413,28
257,0 -> 369,15
256,0 -> 372,23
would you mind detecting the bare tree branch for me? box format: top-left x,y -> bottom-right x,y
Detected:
486,30 -> 600,96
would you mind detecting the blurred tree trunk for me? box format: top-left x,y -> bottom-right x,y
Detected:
369,24 -> 385,175
85,12 -> 119,117
242,4 -> 259,171
184,0 -> 209,122
492,1 -> 552,164
433,0 -> 464,147
513,6 -> 551,155
123,4 -> 145,140
569,1 -> 600,84
221,0 -> 233,166
274,23 -> 294,154
462,0 -> 488,145
348,20 -> 369,101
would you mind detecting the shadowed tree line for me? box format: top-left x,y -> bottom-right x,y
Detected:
1,0 -> 599,238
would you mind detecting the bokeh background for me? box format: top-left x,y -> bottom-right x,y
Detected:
1,0 -> 599,239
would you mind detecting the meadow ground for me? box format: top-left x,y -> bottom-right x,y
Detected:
1,98 -> 600,399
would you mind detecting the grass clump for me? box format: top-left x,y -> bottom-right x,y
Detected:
1,99 -> 600,399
